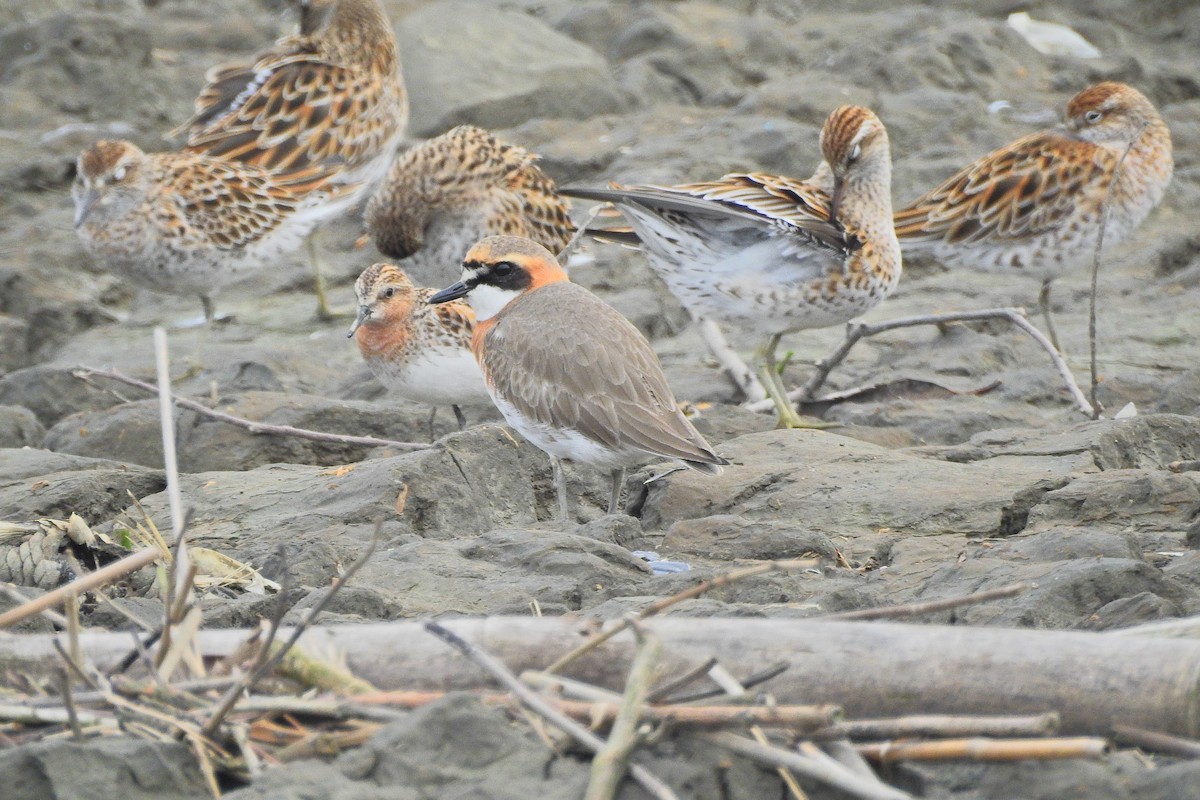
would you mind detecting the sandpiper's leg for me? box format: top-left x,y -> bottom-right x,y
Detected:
608,467 -> 625,515
306,230 -> 348,321
426,407 -> 438,442
200,295 -> 216,324
551,457 -> 570,522
760,334 -> 833,430
1039,279 -> 1063,353
452,405 -> 467,432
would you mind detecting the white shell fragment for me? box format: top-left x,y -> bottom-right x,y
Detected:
1007,12 -> 1102,59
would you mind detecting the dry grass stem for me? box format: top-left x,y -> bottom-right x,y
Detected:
1089,124 -> 1146,420
0,548 -> 160,629
74,365 -> 432,451
585,626 -> 662,800
817,713 -> 1061,741
857,736 -> 1109,762
1111,724 -> 1200,758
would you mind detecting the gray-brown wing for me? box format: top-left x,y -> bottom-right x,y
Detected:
482,283 -> 723,467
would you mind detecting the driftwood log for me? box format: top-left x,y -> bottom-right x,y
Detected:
3,617 -> 1198,737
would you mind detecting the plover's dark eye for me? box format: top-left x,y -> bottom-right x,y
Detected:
1085,110 -> 1103,124
493,261 -> 515,277
383,287 -> 396,298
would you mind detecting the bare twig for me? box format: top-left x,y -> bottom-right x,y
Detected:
0,584 -> 69,628
73,366 -> 431,451
1111,724 -> 1200,758
697,318 -> 767,402
57,669 -> 84,741
557,203 -> 605,265
815,713 -> 1061,741
822,582 -> 1035,621
0,548 -> 160,629
585,625 -> 662,800
1169,459 -> 1200,473
743,308 -> 1093,418
425,620 -> 680,800
544,559 -> 817,675
0,703 -> 114,728
705,731 -> 913,800
1089,124 -> 1146,420
857,736 -> 1108,762
647,656 -> 717,702
711,663 -> 809,800
666,661 -> 790,703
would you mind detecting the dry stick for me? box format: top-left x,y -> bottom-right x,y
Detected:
822,582 -> 1035,621
57,669 -> 84,741
585,625 -> 663,800
705,731 -> 913,800
710,663 -> 809,800
1111,724 -> 1200,758
199,526 -> 379,738
358,686 -> 841,730
1169,459 -> 1200,473
857,736 -> 1108,763
544,559 -> 817,675
819,713 -> 1061,741
424,620 -> 680,800
0,584 -> 69,628
0,703 -> 113,727
743,308 -> 1093,418
0,548 -> 160,629
557,203 -> 605,264
647,656 -> 718,703
667,661 -> 790,704
1089,124 -> 1146,420
698,318 -> 768,402
73,366 -> 431,451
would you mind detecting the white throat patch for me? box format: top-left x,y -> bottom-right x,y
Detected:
467,283 -> 521,322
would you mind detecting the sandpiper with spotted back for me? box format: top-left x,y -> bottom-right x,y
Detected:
428,235 -> 727,521
347,262 -> 491,431
366,125 -> 576,286
174,0 -> 409,319
72,140 -> 356,322
893,82 -> 1173,349
564,105 -> 901,428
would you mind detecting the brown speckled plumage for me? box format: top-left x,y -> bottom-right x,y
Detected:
366,125 -> 575,281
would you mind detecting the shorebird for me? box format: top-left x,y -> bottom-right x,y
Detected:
893,82 -> 1173,349
347,262 -> 490,431
72,139 -> 356,322
365,125 -> 576,285
563,105 -> 900,428
173,0 -> 409,319
428,235 -> 727,520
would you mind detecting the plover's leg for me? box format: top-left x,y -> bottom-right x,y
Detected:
452,404 -> 467,431
1038,279 -> 1063,353
551,456 -> 570,522
201,295 -> 216,324
696,317 -> 767,402
608,467 -> 625,515
426,407 -> 438,442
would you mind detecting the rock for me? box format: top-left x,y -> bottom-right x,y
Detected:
0,366 -> 125,427
664,515 -> 838,561
1081,591 -> 1181,630
0,313 -> 29,374
1125,760 -> 1200,800
0,405 -> 43,448
634,429 -> 1059,549
0,448 -> 163,522
0,737 -> 207,800
45,392 -> 486,471
397,1 -> 624,138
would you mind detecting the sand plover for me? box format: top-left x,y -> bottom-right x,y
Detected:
564,105 -> 900,427
893,82 -> 1172,349
428,235 -> 727,520
347,262 -> 490,431
366,125 -> 576,286
72,139 -> 355,322
174,0 -> 409,319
